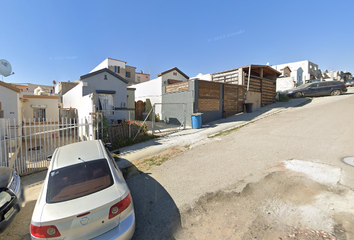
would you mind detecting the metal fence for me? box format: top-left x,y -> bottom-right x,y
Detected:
0,117 -> 95,175
137,103 -> 187,137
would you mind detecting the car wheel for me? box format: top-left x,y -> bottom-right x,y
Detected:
330,90 -> 341,96
294,92 -> 303,98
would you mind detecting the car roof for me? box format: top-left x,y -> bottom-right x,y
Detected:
51,140 -> 106,170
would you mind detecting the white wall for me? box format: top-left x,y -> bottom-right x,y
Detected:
134,77 -> 163,116
21,96 -> 59,120
90,58 -> 109,72
107,58 -> 126,69
91,58 -> 127,73
63,82 -> 96,118
77,94 -> 94,122
276,77 -> 295,92
63,82 -> 84,109
191,73 -> 211,81
272,60 -> 319,83
0,86 -> 19,121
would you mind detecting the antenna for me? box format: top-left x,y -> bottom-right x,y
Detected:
0,59 -> 13,79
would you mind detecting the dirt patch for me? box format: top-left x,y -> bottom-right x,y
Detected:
122,146 -> 186,178
175,169 -> 353,240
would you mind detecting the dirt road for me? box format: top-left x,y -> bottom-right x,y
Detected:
175,160 -> 353,240
129,93 -> 354,239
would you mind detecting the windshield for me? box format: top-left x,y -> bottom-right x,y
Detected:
295,83 -> 313,89
46,159 -> 113,203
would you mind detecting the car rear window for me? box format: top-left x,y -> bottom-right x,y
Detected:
46,159 -> 113,203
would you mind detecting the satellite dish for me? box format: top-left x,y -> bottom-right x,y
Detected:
0,59 -> 12,77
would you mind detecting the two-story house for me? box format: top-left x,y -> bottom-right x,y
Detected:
91,58 -> 137,86
63,68 -> 135,124
271,60 -> 320,85
134,67 -> 189,119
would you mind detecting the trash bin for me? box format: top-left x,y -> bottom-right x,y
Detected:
244,103 -> 253,113
191,113 -> 203,129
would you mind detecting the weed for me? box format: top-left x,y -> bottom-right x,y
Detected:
208,125 -> 246,138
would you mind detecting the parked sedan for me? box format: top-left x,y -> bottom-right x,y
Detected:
284,81 -> 347,98
345,80 -> 354,87
30,140 -> 135,240
0,167 -> 24,233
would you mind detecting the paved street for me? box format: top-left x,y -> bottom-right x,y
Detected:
2,89 -> 354,239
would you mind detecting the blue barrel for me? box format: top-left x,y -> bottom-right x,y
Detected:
191,114 -> 202,129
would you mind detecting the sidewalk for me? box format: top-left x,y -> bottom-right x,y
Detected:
115,98 -> 311,169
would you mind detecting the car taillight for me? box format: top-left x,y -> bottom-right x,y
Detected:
109,194 -> 131,219
30,224 -> 61,238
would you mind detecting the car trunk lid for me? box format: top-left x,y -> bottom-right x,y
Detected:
36,187 -> 129,240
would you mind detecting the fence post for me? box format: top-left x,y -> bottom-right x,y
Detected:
183,103 -> 186,130
129,110 -> 131,138
152,104 -> 155,134
100,113 -> 103,141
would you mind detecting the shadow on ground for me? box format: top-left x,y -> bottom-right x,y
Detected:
205,98 -> 313,129
124,164 -> 181,240
1,200 -> 36,240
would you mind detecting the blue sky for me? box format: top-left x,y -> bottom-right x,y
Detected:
1,0 -> 353,85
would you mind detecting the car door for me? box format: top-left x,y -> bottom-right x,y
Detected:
316,82 -> 332,96
304,83 -> 319,96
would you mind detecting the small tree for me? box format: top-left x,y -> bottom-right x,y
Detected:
145,98 -> 153,120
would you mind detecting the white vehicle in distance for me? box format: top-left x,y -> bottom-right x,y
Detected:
30,140 -> 135,240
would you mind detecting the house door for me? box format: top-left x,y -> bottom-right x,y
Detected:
135,100 -> 145,120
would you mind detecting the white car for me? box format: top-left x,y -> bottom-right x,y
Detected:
30,140 -> 135,240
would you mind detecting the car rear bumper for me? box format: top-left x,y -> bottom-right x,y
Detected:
91,211 -> 135,240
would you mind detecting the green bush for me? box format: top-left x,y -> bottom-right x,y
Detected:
278,93 -> 290,102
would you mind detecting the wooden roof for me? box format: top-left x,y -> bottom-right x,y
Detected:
0,81 -> 21,93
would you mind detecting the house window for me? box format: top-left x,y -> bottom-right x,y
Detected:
33,108 -> 46,122
114,66 -> 120,73
97,94 -> 114,115
137,76 -> 141,82
126,71 -> 131,78
173,72 -> 177,76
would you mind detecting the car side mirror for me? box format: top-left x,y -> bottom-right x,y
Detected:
47,155 -> 52,161
104,142 -> 112,149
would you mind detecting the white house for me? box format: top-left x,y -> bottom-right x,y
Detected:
0,81 -> 21,120
91,58 -> 137,85
63,68 -> 132,124
20,92 -> 60,121
272,60 -> 320,86
134,67 -> 189,118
